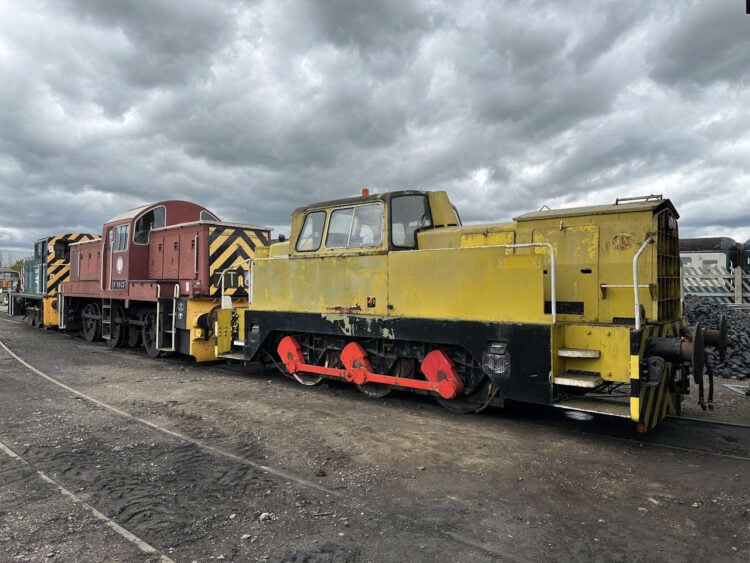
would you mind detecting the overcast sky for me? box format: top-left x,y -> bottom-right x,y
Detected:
1,0 -> 749,252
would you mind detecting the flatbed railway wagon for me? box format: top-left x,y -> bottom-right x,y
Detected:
217,190 -> 725,432
9,233 -> 100,326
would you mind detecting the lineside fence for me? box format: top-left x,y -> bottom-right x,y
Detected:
682,265 -> 750,307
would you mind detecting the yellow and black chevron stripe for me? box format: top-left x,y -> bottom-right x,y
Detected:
208,225 -> 270,297
45,233 -> 100,296
629,320 -> 686,430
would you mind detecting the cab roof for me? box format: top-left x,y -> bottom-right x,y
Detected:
293,190 -> 428,214
105,200 -> 215,224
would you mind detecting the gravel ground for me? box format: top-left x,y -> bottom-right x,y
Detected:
1,313 -> 749,562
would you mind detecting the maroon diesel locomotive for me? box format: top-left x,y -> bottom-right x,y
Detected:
49,199 -> 269,361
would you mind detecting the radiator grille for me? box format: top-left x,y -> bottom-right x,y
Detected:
656,209 -> 681,321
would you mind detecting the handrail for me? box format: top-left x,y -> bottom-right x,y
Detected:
633,236 -> 654,331
155,284 -> 161,348
59,284 -> 65,329
216,258 -> 254,309
194,234 -> 199,274
171,283 -> 179,351
498,243 -> 557,324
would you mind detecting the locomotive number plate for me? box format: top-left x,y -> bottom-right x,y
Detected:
112,280 -> 126,289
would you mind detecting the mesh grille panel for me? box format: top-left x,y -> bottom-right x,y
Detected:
656,209 -> 681,321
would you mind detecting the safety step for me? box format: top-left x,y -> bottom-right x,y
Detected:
101,300 -> 112,340
218,352 -> 246,361
552,397 -> 630,419
555,372 -> 603,388
557,348 -> 600,359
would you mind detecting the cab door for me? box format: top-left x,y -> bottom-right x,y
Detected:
105,223 -> 130,290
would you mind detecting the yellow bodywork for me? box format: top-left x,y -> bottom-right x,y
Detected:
224,190 -> 683,427
43,297 -> 59,327
186,298 -> 247,362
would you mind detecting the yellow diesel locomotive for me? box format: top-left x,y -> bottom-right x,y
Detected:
215,190 -> 719,431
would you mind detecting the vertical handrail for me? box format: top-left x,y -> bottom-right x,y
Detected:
155,284 -> 161,348
499,243 -> 557,324
633,236 -> 654,331
233,258 -> 254,308
194,234 -> 199,275
216,258 -> 254,310
171,283 -> 179,351
59,284 -> 65,329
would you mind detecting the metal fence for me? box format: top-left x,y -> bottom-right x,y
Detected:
682,265 -> 750,306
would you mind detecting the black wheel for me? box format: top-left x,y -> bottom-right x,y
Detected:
436,380 -> 493,414
356,382 -> 392,398
141,311 -> 161,358
107,304 -> 127,349
290,346 -> 326,386
127,326 -> 141,348
81,303 -> 101,342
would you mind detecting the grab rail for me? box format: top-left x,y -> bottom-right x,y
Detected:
217,258 -> 254,310
633,236 -> 654,331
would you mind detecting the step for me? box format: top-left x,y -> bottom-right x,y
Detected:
552,397 -> 630,418
557,348 -> 600,359
219,352 -> 247,361
555,372 -> 603,388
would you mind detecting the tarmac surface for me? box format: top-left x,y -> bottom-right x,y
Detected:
0,312 -> 749,562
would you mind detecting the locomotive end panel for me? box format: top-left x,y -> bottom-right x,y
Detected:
208,224 -> 270,299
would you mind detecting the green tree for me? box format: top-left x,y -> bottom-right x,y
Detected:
10,258 -> 26,273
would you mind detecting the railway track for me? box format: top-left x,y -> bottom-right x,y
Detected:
2,314 -> 749,560
7,312 -> 747,462
490,403 -> 750,460
0,335 -> 522,562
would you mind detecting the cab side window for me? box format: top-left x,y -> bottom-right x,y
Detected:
391,195 -> 432,249
296,211 -> 326,252
134,206 -> 166,244
325,203 -> 383,249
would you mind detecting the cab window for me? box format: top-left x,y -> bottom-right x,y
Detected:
53,240 -> 70,261
325,203 -> 383,249
134,206 -> 166,244
34,240 -> 46,260
200,210 -> 218,222
109,224 -> 129,252
296,211 -> 326,252
391,195 -> 432,249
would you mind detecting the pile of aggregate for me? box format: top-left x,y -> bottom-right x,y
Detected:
684,295 -> 750,380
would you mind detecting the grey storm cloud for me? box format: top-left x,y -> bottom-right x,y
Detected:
1,0 -> 750,252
